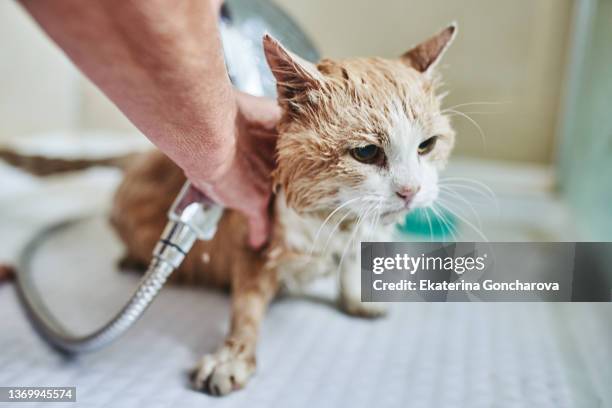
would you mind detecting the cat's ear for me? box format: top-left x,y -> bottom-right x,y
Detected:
263,34 -> 324,99
401,23 -> 457,74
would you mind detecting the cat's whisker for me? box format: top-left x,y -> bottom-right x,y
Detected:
436,197 -> 496,258
308,196 -> 364,257
337,201 -> 378,273
374,202 -> 384,238
444,111 -> 501,116
317,196 -> 380,257
424,207 -> 434,242
318,208 -> 353,257
436,199 -> 489,242
442,100 -> 510,112
441,209 -> 460,242
439,182 -> 496,204
438,186 -> 484,232
429,204 -> 451,241
440,198 -> 485,246
431,203 -> 459,242
336,209 -> 366,272
305,206 -> 353,264
438,177 -> 499,213
444,108 -> 486,147
366,200 -> 384,242
438,186 -> 499,216
437,206 -> 458,242
439,192 -> 484,235
439,177 -> 497,199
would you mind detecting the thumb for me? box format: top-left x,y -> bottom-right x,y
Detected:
247,209 -> 270,249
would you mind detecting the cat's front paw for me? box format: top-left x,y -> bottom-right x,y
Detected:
339,295 -> 388,318
192,341 -> 256,396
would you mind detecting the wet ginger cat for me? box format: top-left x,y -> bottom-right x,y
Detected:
110,25 -> 457,395
1,25 -> 457,395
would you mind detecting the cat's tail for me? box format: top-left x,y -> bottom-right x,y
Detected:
0,146 -> 139,176
0,264 -> 14,283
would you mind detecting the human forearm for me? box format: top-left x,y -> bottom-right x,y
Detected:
19,0 -> 235,180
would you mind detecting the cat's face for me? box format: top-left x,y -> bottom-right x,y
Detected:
265,25 -> 456,223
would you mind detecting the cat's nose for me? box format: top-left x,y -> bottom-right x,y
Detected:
396,185 -> 421,202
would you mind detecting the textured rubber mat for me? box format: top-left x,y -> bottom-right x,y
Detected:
1,218 -> 611,407
0,166 -> 610,407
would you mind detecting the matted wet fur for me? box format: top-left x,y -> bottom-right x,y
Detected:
111,25 -> 457,395
0,26 -> 457,395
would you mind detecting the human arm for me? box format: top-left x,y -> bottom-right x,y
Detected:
19,0 -> 280,247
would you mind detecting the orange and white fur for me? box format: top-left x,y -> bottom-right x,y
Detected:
110,25 -> 457,395
9,25 -> 454,396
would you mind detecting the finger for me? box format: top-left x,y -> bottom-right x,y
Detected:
246,126 -> 279,141
235,144 -> 274,187
190,179 -> 223,204
252,111 -> 281,131
251,137 -> 278,168
261,152 -> 277,171
247,210 -> 270,249
236,92 -> 281,129
250,152 -> 275,182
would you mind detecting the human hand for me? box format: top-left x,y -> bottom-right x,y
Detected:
190,90 -> 281,248
20,0 -> 278,245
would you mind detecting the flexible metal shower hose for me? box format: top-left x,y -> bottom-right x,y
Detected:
14,182 -> 223,354
15,217 -> 185,353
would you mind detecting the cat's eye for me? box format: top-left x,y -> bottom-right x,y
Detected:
350,144 -> 384,165
418,136 -> 438,155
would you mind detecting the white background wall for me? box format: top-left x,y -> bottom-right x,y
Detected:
0,0 -> 573,164
0,1 -> 78,138
274,0 -> 574,163
0,1 -> 137,140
